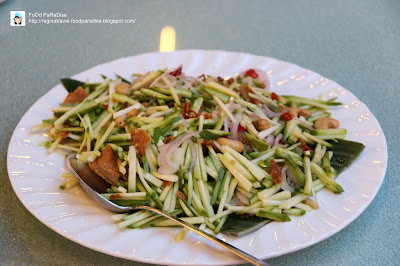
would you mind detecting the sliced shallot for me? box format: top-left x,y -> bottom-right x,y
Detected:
158,131 -> 200,174
280,166 -> 294,192
274,133 -> 283,147
262,104 -> 286,118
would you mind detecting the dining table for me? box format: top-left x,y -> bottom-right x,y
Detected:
0,0 -> 399,265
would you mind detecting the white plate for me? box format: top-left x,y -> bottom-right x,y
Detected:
7,50 -> 387,265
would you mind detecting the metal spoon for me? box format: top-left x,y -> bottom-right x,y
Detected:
68,158 -> 269,266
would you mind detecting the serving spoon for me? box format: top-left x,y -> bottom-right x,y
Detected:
68,158 -> 269,266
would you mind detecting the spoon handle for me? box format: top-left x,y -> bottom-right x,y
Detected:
133,205 -> 269,266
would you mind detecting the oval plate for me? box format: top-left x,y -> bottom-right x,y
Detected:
7,50 -> 387,265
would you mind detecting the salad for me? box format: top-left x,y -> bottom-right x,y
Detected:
32,66 -> 364,238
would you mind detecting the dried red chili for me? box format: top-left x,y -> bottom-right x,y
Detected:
246,69 -> 258,79
271,92 -> 278,101
283,113 -> 292,121
169,66 -> 182,76
303,144 -> 312,151
183,110 -> 198,119
237,124 -> 246,132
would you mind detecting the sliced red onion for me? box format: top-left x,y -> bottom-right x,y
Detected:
149,72 -> 166,88
176,81 -> 188,90
188,139 -> 197,172
243,109 -> 261,120
164,132 -> 200,163
212,109 -> 220,121
294,117 -> 314,130
229,120 -> 240,141
158,131 -> 200,174
225,101 -> 233,111
224,115 -> 229,132
147,97 -> 155,106
175,75 -> 196,91
262,104 -> 286,118
274,133 -> 283,147
239,75 -> 253,85
253,69 -> 270,91
226,101 -> 242,113
182,75 -> 198,85
157,146 -> 178,174
160,74 -> 177,89
131,75 -> 145,87
238,68 -> 271,91
229,112 -> 243,141
235,191 -> 250,206
186,83 -> 198,94
236,112 -> 243,123
150,73 -> 177,89
287,167 -> 303,186
149,111 -> 166,118
280,166 -> 294,192
266,134 -> 275,146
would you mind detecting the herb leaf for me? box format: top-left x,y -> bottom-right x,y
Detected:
60,78 -> 85,93
221,214 -> 271,236
328,139 -> 365,174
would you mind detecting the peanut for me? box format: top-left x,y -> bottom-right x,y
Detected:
298,109 -> 312,118
287,107 -> 299,117
115,115 -> 127,128
252,119 -> 270,131
145,108 -> 158,116
202,139 -> 220,152
216,138 -> 245,153
127,108 -> 139,118
115,82 -> 130,95
288,107 -> 312,118
314,117 -> 340,129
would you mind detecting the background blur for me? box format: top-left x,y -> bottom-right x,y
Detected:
0,0 -> 399,265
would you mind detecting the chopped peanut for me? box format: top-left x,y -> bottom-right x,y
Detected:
314,117 -> 340,129
288,107 -> 312,118
287,107 -> 299,118
216,138 -> 244,153
115,82 -> 130,95
252,119 -> 270,131
115,115 -> 127,128
298,109 -> 312,118
145,108 -> 158,116
202,139 -> 220,152
127,108 -> 139,118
